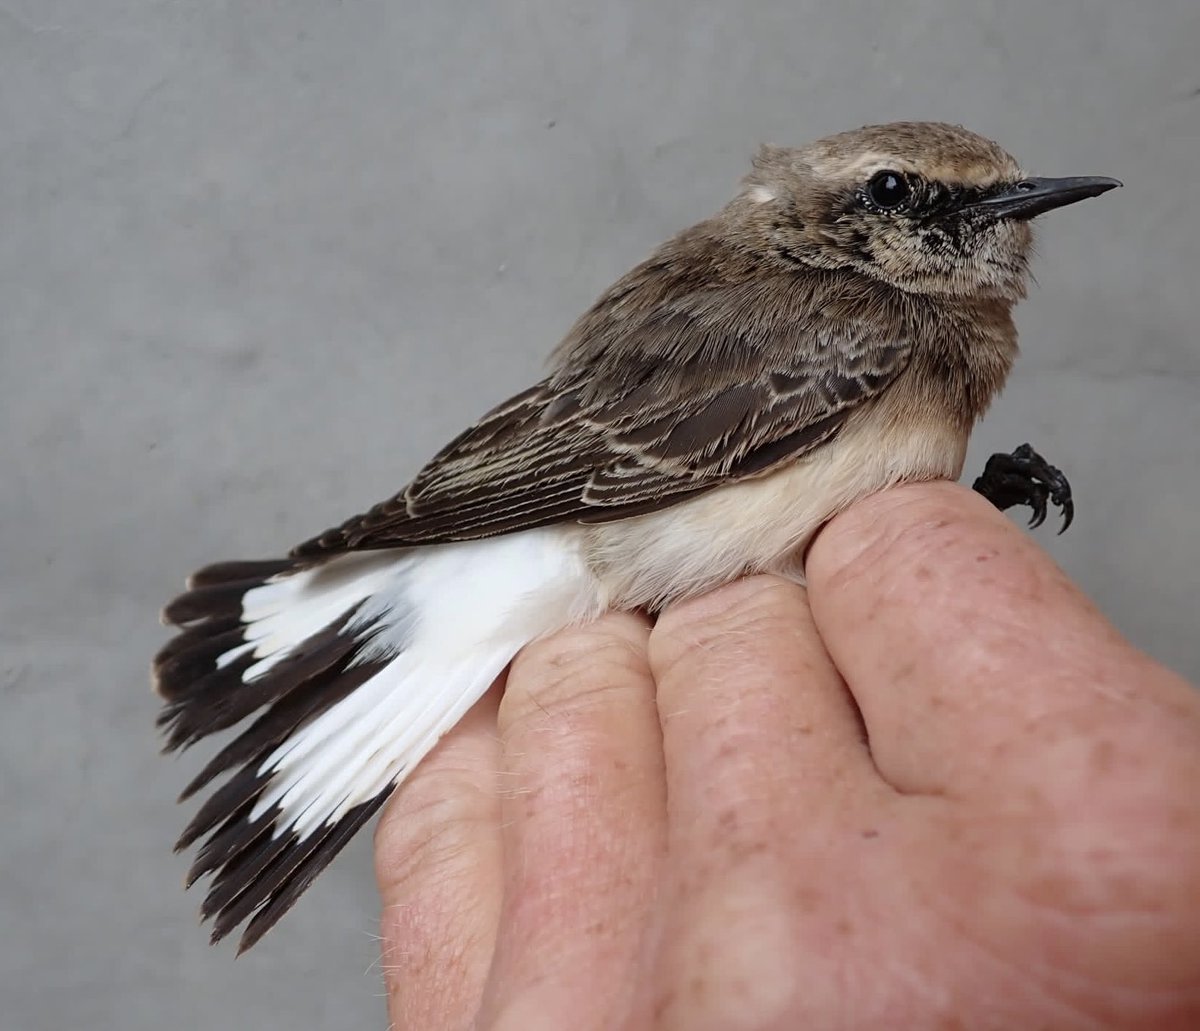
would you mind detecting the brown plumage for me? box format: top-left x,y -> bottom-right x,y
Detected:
154,122 -> 1120,951
293,122 -> 1107,564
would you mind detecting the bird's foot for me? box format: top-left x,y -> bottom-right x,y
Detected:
972,443 -> 1074,533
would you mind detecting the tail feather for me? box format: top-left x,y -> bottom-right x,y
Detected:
162,581 -> 262,625
154,528 -> 596,950
157,611 -> 367,751
177,759 -> 276,856
153,616 -> 242,678
178,661 -> 381,801
187,802 -> 274,886
155,625 -> 249,697
234,794 -> 390,953
187,559 -> 300,589
204,821 -> 297,911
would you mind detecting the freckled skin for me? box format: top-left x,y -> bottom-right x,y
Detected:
376,485 -> 1200,1030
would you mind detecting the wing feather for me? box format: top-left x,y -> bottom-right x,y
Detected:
291,243 -> 912,558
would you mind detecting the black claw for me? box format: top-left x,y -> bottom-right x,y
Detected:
972,443 -> 1074,533
1050,480 -> 1074,534
1027,495 -> 1046,529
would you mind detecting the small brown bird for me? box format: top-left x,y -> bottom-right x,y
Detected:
154,121 -> 1120,951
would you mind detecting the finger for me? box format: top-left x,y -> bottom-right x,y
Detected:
479,612 -> 664,1031
651,575 -> 881,833
374,682 -> 503,1031
646,576 -> 886,1030
806,481 -> 1195,795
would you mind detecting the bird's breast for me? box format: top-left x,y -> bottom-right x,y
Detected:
583,400 -> 968,611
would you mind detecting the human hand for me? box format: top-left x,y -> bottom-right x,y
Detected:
373,481 -> 1200,1030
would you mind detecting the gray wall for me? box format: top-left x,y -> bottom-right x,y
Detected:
3,1 -> 1197,1027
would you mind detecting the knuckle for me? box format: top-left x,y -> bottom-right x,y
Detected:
810,482 -> 983,597
373,765 -> 500,1025
500,616 -> 650,734
650,576 -> 806,678
374,763 -> 497,895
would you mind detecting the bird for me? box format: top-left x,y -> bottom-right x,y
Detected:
153,121 -> 1120,952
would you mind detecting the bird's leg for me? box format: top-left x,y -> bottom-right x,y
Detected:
972,443 -> 1074,533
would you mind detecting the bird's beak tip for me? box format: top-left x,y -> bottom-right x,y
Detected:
973,175 -> 1124,221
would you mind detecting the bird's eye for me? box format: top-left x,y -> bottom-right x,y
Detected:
866,170 -> 911,209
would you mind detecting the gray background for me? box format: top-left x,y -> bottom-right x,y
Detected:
2,1 -> 1197,1027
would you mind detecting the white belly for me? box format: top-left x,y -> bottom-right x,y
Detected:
584,409 -> 968,610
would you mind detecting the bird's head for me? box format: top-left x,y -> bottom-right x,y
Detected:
734,121 -> 1120,301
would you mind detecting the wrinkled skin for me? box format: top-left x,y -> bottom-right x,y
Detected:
374,482 -> 1200,1031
